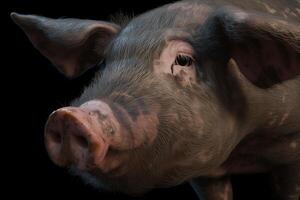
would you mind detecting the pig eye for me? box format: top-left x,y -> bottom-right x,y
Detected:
174,54 -> 194,67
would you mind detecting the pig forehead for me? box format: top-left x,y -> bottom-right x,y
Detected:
107,28 -> 192,62
107,30 -> 165,59
106,3 -> 207,60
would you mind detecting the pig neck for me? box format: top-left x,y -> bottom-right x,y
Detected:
247,77 -> 300,137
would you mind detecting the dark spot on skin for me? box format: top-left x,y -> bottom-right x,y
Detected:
113,94 -> 141,121
114,94 -> 150,121
105,126 -> 115,135
107,102 -> 134,139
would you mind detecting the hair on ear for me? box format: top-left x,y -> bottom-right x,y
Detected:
109,12 -> 134,28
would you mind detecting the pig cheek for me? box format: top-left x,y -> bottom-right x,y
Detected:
106,112 -> 160,175
133,112 -> 159,146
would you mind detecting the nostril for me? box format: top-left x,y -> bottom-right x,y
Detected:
49,130 -> 62,144
44,125 -> 68,167
45,126 -> 63,146
74,134 -> 89,149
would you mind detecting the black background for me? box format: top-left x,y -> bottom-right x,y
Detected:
4,0 -> 270,199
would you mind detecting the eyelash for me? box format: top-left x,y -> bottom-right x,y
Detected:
174,54 -> 194,67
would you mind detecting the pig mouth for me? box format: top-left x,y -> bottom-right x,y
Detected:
69,165 -> 113,191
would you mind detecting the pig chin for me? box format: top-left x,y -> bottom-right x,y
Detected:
69,167 -> 155,195
69,166 -> 112,192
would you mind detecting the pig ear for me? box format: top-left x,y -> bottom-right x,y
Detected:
11,12 -> 120,78
194,6 -> 300,88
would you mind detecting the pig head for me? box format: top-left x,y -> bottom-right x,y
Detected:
11,0 -> 300,198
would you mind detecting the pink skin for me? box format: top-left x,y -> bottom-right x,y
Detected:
45,100 -> 159,175
44,101 -> 112,170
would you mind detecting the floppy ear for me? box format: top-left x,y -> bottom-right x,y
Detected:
194,6 -> 300,87
192,6 -> 299,114
11,13 -> 120,78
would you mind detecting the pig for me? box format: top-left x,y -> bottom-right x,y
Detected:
11,0 -> 300,199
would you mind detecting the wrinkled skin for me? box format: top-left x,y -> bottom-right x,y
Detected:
12,0 -> 300,199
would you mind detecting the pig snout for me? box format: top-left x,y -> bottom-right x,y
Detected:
44,100 -> 159,173
44,104 -> 111,170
